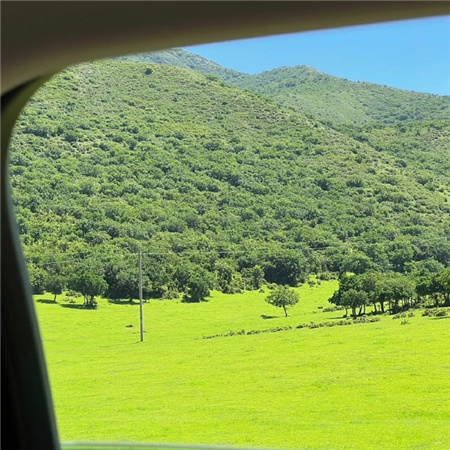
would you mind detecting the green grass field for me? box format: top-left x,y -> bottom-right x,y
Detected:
35,281 -> 450,449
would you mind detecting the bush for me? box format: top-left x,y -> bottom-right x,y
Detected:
354,316 -> 381,324
392,312 -> 407,320
422,308 -> 449,317
336,320 -> 353,326
318,272 -> 337,281
162,287 -> 180,300
322,306 -> 344,313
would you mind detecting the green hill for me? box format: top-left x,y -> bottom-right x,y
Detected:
114,48 -> 244,83
9,59 -> 450,298
120,48 -> 450,125
233,65 -> 450,125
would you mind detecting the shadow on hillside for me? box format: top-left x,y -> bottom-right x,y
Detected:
36,299 -> 57,304
261,314 -> 278,320
432,316 -> 450,320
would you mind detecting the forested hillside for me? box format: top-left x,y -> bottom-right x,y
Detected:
122,48 -> 450,125
232,65 -> 450,125
9,57 -> 450,303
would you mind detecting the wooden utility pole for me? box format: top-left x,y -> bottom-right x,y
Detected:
138,248 -> 144,342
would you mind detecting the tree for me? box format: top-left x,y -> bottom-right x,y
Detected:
359,270 -> 383,313
242,265 -> 265,290
415,275 -> 441,306
341,251 -> 373,275
435,267 -> 450,306
183,268 -> 212,303
45,274 -> 66,302
215,259 -> 235,292
185,275 -> 210,302
341,288 -> 368,318
69,270 -> 108,308
388,239 -> 414,273
377,273 -> 415,313
28,266 -> 47,295
329,273 -> 369,317
263,249 -> 306,286
265,285 -> 299,317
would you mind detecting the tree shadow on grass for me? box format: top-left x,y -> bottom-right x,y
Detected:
60,304 -> 96,310
36,299 -> 57,304
181,296 -> 209,303
432,316 -> 450,320
261,314 -> 278,320
108,299 -> 138,305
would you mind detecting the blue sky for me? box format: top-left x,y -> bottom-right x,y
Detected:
185,16 -> 450,96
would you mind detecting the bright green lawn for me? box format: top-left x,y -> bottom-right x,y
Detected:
35,281 -> 450,450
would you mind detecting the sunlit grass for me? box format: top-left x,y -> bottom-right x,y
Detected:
35,281 -> 450,449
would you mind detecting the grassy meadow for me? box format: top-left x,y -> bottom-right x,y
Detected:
35,281 -> 450,449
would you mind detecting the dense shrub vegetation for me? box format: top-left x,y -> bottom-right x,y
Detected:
9,51 -> 450,307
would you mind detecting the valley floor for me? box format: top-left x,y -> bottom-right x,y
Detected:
35,281 -> 450,450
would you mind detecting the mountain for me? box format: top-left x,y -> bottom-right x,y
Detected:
114,48 -> 245,84
9,59 -> 450,297
232,65 -> 450,125
120,49 -> 450,125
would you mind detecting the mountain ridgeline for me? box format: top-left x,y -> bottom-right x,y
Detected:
118,48 -> 450,125
9,50 -> 450,302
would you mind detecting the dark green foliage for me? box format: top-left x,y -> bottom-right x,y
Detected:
329,268 -> 431,316
435,267 -> 450,306
45,274 -> 66,302
28,266 -> 47,294
69,270 -> 108,308
416,267 -> 450,307
341,289 -> 368,318
184,269 -> 212,303
341,252 -> 374,275
422,307 -> 449,317
241,265 -> 265,290
263,250 -> 307,286
377,273 -> 415,313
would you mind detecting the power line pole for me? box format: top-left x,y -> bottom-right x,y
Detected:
138,248 -> 144,342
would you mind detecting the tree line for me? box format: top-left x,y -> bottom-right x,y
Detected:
29,246 -> 449,314
328,267 -> 450,318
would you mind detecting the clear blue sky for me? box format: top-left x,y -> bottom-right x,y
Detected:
185,16 -> 450,96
